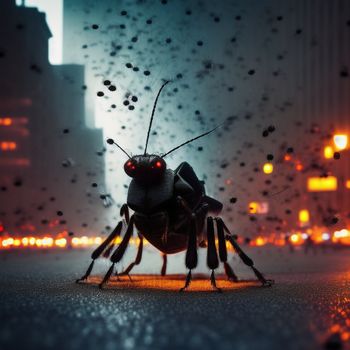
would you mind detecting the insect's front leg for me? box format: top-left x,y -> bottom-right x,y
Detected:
99,216 -> 135,289
76,221 -> 123,283
75,204 -> 129,284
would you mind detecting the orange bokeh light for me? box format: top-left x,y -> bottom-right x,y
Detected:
295,163 -> 303,171
0,141 -> 17,151
299,209 -> 310,223
307,176 -> 337,192
0,117 -> 12,126
324,146 -> 334,159
263,162 -> 274,174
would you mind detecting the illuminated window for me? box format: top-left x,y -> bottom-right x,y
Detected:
249,202 -> 258,214
295,163 -> 303,171
16,117 -> 28,125
263,162 -> 273,174
0,117 -> 28,126
20,98 -> 32,107
333,134 -> 348,150
334,229 -> 350,239
0,118 -> 12,126
323,146 -> 333,159
0,98 -> 32,108
0,141 -> 17,151
1,117 -> 30,137
290,233 -> 301,244
346,180 -> 350,189
299,209 -> 310,224
248,201 -> 269,214
307,176 -> 337,192
255,237 -> 266,246
0,158 -> 30,166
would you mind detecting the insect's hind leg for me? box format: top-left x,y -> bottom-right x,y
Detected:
215,218 -> 238,282
161,254 -> 167,276
76,221 -> 123,283
180,215 -> 198,292
223,262 -> 239,282
217,218 -> 274,287
99,216 -> 134,289
206,217 -> 222,292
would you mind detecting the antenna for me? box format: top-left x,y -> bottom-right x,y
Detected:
106,138 -> 131,158
161,124 -> 222,158
144,80 -> 170,155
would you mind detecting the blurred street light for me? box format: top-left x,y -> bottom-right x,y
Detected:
263,162 -> 273,174
333,134 -> 348,150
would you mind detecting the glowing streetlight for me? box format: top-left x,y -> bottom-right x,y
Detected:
323,146 -> 333,159
299,209 -> 310,224
263,162 -> 273,174
248,201 -> 269,214
0,118 -> 12,126
346,180 -> 350,189
295,163 -> 303,171
333,134 -> 348,150
307,176 -> 337,192
248,202 -> 258,214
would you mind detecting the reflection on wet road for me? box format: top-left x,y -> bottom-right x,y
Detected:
0,249 -> 349,350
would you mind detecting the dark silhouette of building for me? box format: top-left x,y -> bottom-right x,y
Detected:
0,0 -> 108,235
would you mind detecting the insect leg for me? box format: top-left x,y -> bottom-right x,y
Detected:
215,218 -> 238,282
161,254 -> 167,276
206,217 -> 222,292
218,218 -> 274,287
120,204 -> 130,224
99,216 -> 134,289
180,214 -> 198,292
75,221 -> 123,283
117,233 -> 143,277
102,205 -> 131,259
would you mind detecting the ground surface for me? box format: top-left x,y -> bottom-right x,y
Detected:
0,246 -> 350,350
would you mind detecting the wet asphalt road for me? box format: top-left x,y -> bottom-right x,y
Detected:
0,247 -> 350,350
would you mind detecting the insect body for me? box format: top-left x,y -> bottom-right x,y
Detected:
76,81 -> 273,291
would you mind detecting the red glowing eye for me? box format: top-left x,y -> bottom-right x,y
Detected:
125,161 -> 136,172
156,161 -> 162,168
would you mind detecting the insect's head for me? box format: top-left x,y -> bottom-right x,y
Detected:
123,154 -> 167,183
107,80 -> 221,184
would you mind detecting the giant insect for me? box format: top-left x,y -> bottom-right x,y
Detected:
76,81 -> 273,291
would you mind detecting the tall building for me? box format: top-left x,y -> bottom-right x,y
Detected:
0,0 -> 108,235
